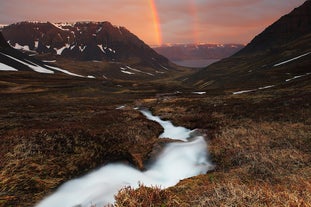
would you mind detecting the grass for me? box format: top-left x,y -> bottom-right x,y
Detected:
0,68 -> 310,206
114,81 -> 311,206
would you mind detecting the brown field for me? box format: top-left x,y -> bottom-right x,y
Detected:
0,69 -> 310,206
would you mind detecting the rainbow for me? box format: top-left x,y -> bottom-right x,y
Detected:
149,0 -> 162,45
188,0 -> 200,43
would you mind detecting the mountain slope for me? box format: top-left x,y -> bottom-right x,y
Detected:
0,32 -> 91,77
187,1 -> 311,92
1,21 -> 170,68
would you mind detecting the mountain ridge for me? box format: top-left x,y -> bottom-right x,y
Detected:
187,1 -> 311,91
1,21 -> 170,69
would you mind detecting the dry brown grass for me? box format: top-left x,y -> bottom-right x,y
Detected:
115,184 -> 184,207
114,88 -> 311,206
114,119 -> 311,207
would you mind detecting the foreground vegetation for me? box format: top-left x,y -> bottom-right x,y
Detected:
0,70 -> 310,206
115,80 -> 311,206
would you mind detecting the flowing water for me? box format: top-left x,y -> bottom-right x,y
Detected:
36,109 -> 213,207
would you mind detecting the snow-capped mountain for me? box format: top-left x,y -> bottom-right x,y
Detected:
153,43 -> 244,61
0,31 -> 93,78
0,21 -> 169,68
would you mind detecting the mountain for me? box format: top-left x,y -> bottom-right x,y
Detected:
154,43 -> 244,61
0,21 -> 170,68
0,31 -> 93,77
0,22 -> 183,80
187,0 -> 311,91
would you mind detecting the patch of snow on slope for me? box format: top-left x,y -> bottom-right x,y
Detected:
42,60 -> 56,63
97,45 -> 106,53
87,75 -> 96,79
121,70 -> 135,75
286,73 -> 311,82
258,85 -> 275,90
274,52 -> 311,67
126,66 -> 154,76
0,62 -> 18,71
0,52 -> 54,74
192,92 -> 206,95
45,65 -> 84,77
14,43 -> 31,51
233,85 -> 276,95
120,67 -> 135,75
34,41 -> 39,48
159,64 -> 169,70
96,27 -> 103,33
79,45 -> 86,52
52,23 -> 70,31
54,46 -> 67,55
232,89 -> 256,95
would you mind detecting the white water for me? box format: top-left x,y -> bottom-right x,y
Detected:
36,109 -> 213,207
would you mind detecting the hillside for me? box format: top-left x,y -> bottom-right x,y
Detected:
0,21 -> 179,79
187,0 -> 311,92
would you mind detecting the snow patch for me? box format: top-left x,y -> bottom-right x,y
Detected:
42,60 -> 56,63
79,45 -> 86,52
54,46 -> 67,55
126,66 -> 154,76
192,92 -> 206,95
274,52 -> 311,67
0,62 -> 18,71
286,73 -> 311,82
159,64 -> 169,70
96,27 -> 103,33
14,43 -> 31,51
51,23 -> 70,31
258,85 -> 275,90
233,85 -> 276,95
232,89 -> 256,95
45,65 -> 84,77
0,52 -> 54,74
97,45 -> 106,53
116,105 -> 125,110
121,70 -> 135,75
34,41 -> 39,48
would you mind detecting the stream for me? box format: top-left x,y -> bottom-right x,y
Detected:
36,109 -> 213,207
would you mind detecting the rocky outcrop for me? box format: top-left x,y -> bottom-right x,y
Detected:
0,32 -> 9,48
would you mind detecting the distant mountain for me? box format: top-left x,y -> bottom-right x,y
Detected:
154,43 -> 244,61
187,1 -> 311,91
1,21 -> 170,69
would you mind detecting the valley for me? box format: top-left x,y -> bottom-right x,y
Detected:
0,1 -> 310,207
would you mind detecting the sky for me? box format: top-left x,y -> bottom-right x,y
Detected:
0,0 -> 306,46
